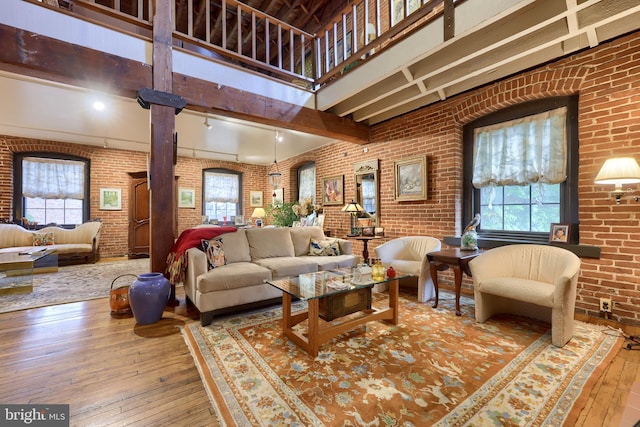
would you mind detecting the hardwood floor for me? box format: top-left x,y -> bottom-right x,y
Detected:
0,286 -> 638,426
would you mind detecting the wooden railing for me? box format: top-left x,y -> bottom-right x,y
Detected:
43,0 -> 457,88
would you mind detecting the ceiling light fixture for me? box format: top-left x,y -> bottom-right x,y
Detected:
203,115 -> 212,130
268,130 -> 282,195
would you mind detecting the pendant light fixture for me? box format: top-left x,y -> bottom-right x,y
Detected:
268,130 -> 282,196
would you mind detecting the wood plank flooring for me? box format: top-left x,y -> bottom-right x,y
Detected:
0,285 -> 638,426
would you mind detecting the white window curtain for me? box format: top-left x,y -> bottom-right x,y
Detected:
298,163 -> 316,202
23,157 -> 85,199
204,172 -> 239,203
472,107 -> 568,188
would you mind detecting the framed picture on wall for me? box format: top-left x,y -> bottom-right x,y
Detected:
549,223 -> 570,244
322,175 -> 344,205
178,187 -> 195,208
250,191 -> 263,207
99,188 -> 122,210
394,155 -> 427,201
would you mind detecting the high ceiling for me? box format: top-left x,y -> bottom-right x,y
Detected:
3,0 -> 640,165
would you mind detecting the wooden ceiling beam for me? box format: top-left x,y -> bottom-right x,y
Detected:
0,23 -> 369,144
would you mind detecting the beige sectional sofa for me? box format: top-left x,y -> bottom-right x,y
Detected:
184,226 -> 359,325
0,222 -> 102,265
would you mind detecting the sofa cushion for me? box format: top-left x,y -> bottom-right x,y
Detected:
201,237 -> 226,269
309,238 -> 340,256
197,262 -> 272,293
303,255 -> 359,271
246,228 -> 295,260
253,257 -> 318,279
290,226 -> 326,256
33,232 -> 55,246
216,229 -> 251,263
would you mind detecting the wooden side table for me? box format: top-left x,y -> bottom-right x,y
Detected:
348,235 -> 380,264
427,248 -> 483,316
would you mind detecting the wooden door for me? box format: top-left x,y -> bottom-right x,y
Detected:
128,172 -> 150,259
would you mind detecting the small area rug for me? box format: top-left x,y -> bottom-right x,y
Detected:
183,292 -> 622,427
0,258 -> 149,313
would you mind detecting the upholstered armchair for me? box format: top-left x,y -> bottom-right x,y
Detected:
468,244 -> 581,347
374,236 -> 441,303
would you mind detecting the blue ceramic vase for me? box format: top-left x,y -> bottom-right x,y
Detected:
128,272 -> 171,325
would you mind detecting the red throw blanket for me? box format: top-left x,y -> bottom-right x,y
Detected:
165,226 -> 237,285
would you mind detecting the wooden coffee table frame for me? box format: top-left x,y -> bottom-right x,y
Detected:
280,279 -> 399,357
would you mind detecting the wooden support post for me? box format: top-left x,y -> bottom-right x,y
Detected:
444,0 -> 454,41
149,0 -> 179,304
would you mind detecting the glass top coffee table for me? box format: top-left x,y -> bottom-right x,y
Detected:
266,269 -> 410,357
0,249 -> 58,295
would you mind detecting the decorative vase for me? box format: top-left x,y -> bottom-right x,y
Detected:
386,266 -> 396,279
128,272 -> 171,325
371,259 -> 385,282
461,230 -> 478,250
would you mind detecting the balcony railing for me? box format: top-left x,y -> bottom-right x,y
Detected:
39,0 -> 457,88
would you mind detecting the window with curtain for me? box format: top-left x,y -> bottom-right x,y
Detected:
298,162 -> 316,203
203,168 -> 241,221
14,154 -> 89,226
463,96 -> 578,241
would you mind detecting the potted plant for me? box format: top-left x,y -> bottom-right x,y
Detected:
265,201 -> 298,227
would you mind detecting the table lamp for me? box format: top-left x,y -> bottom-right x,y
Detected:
251,207 -> 266,227
341,200 -> 364,236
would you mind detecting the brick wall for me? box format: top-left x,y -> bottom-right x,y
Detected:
0,137 -> 266,259
0,30 -> 639,325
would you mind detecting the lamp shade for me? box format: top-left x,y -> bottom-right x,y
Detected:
594,157 -> 640,185
251,208 -> 266,218
341,200 -> 364,213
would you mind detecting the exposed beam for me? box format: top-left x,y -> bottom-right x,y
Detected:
0,23 -> 369,144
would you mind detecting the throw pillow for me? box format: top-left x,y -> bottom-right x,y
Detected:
309,239 -> 340,256
201,237 -> 226,270
33,232 -> 55,246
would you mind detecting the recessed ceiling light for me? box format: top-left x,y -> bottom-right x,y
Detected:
93,101 -> 106,111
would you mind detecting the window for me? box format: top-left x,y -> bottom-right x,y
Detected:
463,97 -> 578,243
298,162 -> 316,203
13,153 -> 89,226
202,168 -> 241,221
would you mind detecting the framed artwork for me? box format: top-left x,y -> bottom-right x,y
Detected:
234,215 -> 245,225
178,187 -> 195,208
549,223 -> 570,244
322,175 -> 344,205
250,191 -> 263,207
394,155 -> 427,201
272,188 -> 284,205
99,188 -> 121,210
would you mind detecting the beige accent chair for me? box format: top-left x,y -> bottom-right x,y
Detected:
468,244 -> 581,347
374,236 -> 441,302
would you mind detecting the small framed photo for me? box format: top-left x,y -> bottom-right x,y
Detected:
374,227 -> 385,237
250,191 -> 263,207
234,215 -> 245,225
549,223 -> 570,244
178,187 -> 196,208
395,155 -> 427,201
361,226 -> 375,237
322,175 -> 344,205
99,188 -> 122,210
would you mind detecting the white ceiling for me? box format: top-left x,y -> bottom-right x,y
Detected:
3,0 -> 640,165
0,71 -> 336,166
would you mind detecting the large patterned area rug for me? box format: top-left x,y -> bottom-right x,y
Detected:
0,258 -> 149,313
183,292 -> 622,427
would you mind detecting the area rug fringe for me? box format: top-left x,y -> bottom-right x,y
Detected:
182,293 -> 623,427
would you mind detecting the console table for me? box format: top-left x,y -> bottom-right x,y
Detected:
427,248 -> 483,316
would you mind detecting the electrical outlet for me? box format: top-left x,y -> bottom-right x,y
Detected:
599,298 -> 612,313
